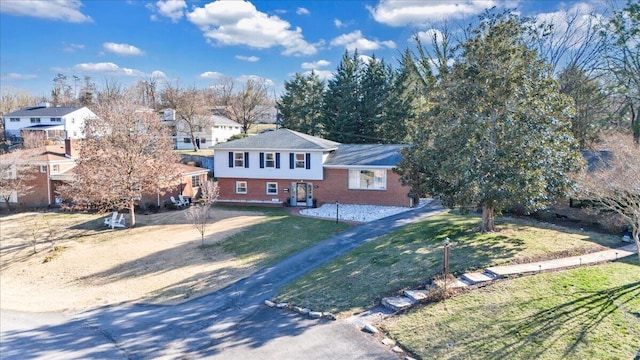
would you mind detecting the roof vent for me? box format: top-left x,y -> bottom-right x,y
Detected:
38,102 -> 51,108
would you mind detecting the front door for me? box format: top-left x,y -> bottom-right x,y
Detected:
296,183 -> 307,203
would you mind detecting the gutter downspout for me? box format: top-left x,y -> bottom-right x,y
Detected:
47,165 -> 51,206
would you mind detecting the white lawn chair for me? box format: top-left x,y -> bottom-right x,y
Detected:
104,212 -> 118,227
112,213 -> 126,229
170,196 -> 184,208
178,195 -> 190,207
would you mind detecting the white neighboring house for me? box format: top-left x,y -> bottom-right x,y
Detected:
173,114 -> 242,150
2,103 -> 96,141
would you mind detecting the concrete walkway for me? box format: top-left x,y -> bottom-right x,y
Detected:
382,242 -> 638,311
1,201 -> 447,359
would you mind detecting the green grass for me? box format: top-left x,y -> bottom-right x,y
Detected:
274,211 -> 625,314
382,259 -> 640,360
214,206 -> 351,267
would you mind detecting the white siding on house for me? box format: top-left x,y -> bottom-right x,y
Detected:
214,150 -> 324,180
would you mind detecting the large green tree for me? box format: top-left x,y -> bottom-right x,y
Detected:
602,0 -> 640,143
397,10 -> 583,232
323,51 -> 363,143
277,71 -> 325,136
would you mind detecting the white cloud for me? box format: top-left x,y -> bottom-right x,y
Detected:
296,7 -> 310,15
236,74 -> 274,88
415,29 -> 445,45
74,62 -> 159,77
103,42 -> 144,56
330,30 -> 396,52
367,0 -> 500,26
199,71 -> 224,79
301,60 -> 331,70
154,0 -> 187,22
150,70 -> 167,78
2,73 -> 38,80
235,55 -> 260,62
334,19 -> 344,28
186,0 -> 317,56
62,43 -> 85,53
534,2 -> 602,50
303,70 -> 333,81
0,0 -> 93,23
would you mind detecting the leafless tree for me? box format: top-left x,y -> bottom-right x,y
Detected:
21,131 -> 47,149
573,133 -> 640,263
51,73 -> 74,106
57,98 -> 181,227
0,150 -> 36,210
95,78 -> 127,105
185,180 -> 219,246
161,81 -> 212,151
136,75 -> 161,109
1,87 -> 37,140
217,77 -> 272,134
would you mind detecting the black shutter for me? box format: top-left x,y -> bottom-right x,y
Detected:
228,152 -> 233,168
259,152 -> 264,168
289,153 -> 294,169
275,153 -> 281,169
244,152 -> 249,168
305,153 -> 311,169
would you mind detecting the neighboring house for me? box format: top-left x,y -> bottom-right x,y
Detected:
2,104 -> 96,142
0,139 -> 209,209
0,140 -> 78,207
212,129 -> 411,207
159,109 -> 242,150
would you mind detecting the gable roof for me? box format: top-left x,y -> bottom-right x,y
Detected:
324,144 -> 405,167
211,115 -> 241,126
212,128 -> 340,151
3,106 -> 87,117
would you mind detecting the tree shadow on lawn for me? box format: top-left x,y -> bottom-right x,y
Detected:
454,278 -> 640,359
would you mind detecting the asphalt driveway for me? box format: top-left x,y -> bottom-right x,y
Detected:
0,202 -> 445,359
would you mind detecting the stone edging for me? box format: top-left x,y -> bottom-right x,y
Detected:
264,300 -> 337,321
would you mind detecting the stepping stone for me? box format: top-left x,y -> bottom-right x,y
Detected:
461,272 -> 495,285
382,296 -> 415,311
449,278 -> 470,288
403,289 -> 429,302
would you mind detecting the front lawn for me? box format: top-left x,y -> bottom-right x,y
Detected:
382,259 -> 640,359
274,211 -> 625,314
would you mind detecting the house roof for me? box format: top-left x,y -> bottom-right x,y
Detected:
21,124 -> 65,130
212,128 -> 340,151
177,163 -> 209,176
211,115 -> 240,126
324,144 -> 405,167
3,106 -> 85,117
0,144 -> 74,164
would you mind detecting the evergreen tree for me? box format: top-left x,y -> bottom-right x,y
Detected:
397,10 -> 584,232
323,51 -> 362,143
277,71 -> 325,135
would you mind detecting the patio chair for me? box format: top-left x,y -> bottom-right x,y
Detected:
170,196 -> 184,208
112,213 -> 126,229
104,212 -> 118,227
178,195 -> 190,207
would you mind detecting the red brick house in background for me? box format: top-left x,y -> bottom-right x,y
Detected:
0,140 -> 208,209
212,129 -> 411,207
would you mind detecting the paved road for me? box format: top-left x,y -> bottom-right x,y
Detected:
0,202 -> 445,359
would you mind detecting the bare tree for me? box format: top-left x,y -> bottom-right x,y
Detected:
161,81 -> 212,151
0,150 -> 36,210
51,73 -> 73,106
573,133 -> 640,263
95,78 -> 126,105
1,87 -> 37,140
78,76 -> 96,106
185,180 -> 219,246
217,77 -> 272,134
57,98 -> 181,227
136,75 -> 161,109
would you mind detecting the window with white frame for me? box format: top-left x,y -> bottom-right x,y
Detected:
40,165 -> 47,173
295,153 -> 305,168
50,117 -> 62,123
183,138 -> 191,143
30,118 -> 41,124
266,182 -> 278,195
9,118 -> 19,122
201,138 -> 207,144
234,152 -> 244,167
192,175 -> 201,187
348,169 -> 387,190
265,152 -> 275,168
52,165 -> 59,173
236,181 -> 247,194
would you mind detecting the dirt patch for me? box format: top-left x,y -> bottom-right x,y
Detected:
0,209 -> 267,312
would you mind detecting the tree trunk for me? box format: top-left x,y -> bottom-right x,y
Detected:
129,202 -> 136,228
481,205 -> 495,232
633,226 -> 640,264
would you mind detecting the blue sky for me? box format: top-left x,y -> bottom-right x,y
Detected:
0,0 -> 615,99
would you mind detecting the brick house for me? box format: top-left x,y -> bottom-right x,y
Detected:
0,140 -> 209,209
212,129 -> 412,207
